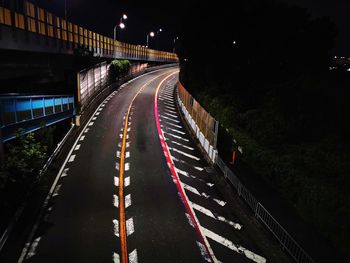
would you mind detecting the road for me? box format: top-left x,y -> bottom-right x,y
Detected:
18,68 -> 267,263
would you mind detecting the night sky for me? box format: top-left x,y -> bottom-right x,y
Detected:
35,0 -> 349,55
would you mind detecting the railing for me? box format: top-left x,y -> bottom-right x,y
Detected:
0,94 -> 75,141
177,82 -> 218,163
0,1 -> 177,62
177,83 -> 315,263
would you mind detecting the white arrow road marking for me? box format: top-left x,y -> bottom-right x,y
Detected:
113,219 -> 119,237
125,177 -> 130,187
190,202 -> 242,230
113,252 -> 120,263
26,237 -> 41,259
68,155 -> 76,162
74,144 -> 81,151
61,168 -> 69,178
202,227 -> 266,263
113,194 -> 119,208
125,194 -> 132,208
52,184 -> 61,197
114,177 -> 119,187
129,249 -> 138,263
126,218 -> 134,236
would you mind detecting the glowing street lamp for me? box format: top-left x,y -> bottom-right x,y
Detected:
146,31 -> 155,48
173,36 -> 179,53
114,14 -> 128,42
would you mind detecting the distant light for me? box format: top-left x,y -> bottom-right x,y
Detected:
150,32 -> 155,37
123,14 -> 128,20
119,22 -> 125,29
347,68 -> 350,72
159,28 -> 163,32
334,56 -> 337,59
233,41 -> 236,45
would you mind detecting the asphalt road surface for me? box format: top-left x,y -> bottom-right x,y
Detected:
18,68 -> 268,263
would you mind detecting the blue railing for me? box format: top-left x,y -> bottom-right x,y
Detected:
0,94 -> 75,141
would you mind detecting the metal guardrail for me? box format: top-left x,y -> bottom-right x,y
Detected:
176,83 -> 315,263
216,155 -> 315,263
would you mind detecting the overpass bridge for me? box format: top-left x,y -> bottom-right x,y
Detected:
0,1 -> 177,62
0,0 -> 178,142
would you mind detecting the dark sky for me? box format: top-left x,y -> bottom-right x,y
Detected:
281,0 -> 350,56
35,0 -> 349,55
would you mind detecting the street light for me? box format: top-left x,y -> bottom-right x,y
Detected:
64,0 -> 67,21
146,31 -> 155,48
156,28 -> 163,49
114,13 -> 127,42
173,36 -> 179,53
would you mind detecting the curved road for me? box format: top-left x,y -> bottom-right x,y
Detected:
18,68 -> 267,263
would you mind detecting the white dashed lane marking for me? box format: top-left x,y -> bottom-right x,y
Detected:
79,135 -> 85,141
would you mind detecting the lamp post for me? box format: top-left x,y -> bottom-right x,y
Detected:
156,28 -> 162,49
146,31 -> 155,48
64,0 -> 67,21
114,14 -> 127,42
173,36 -> 178,53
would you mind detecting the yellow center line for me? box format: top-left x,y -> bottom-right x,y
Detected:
118,70 -> 177,263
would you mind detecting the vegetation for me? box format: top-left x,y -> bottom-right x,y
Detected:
178,0 -> 350,260
0,127 -> 55,229
111,59 -> 132,79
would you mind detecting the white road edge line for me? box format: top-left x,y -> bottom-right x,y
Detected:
17,89 -> 111,263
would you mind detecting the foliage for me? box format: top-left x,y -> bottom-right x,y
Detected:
178,0 -> 349,259
0,130 -> 47,190
111,59 -> 132,78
